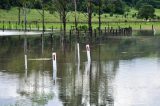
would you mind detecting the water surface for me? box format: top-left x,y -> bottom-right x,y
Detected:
0,36 -> 160,106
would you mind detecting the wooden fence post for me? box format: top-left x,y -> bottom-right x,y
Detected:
3,21 -> 4,32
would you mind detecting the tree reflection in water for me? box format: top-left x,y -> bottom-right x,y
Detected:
0,36 -> 160,106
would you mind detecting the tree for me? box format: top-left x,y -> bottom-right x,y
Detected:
36,0 -> 48,32
88,0 -> 92,37
15,0 -> 23,24
135,0 -> 149,9
18,0 -> 35,31
113,0 -> 125,14
92,0 -> 103,31
138,4 -> 155,20
52,0 -> 72,37
103,0 -> 125,14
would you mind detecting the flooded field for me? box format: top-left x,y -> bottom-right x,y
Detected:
0,35 -> 160,106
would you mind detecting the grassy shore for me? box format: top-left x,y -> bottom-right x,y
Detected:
0,7 -> 160,30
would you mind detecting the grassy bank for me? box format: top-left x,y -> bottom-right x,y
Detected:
0,7 -> 160,30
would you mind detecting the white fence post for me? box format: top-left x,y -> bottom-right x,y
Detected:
86,44 -> 91,62
52,52 -> 57,83
77,43 -> 80,62
25,54 -> 28,70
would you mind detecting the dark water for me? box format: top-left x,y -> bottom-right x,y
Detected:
0,36 -> 160,106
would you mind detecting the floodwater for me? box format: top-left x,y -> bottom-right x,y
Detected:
0,35 -> 160,106
0,30 -> 51,36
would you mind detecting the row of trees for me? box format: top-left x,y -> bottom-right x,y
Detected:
1,0 -> 160,14
0,0 -> 125,14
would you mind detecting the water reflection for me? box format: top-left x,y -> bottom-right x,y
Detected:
114,58 -> 160,106
0,36 -> 160,106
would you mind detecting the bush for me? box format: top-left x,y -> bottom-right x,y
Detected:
138,5 -> 155,20
110,13 -> 113,17
157,16 -> 160,20
78,25 -> 88,31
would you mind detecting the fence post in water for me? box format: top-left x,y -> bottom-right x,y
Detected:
86,44 -> 91,62
25,54 -> 28,70
70,29 -> 72,37
77,29 -> 80,42
50,34 -> 53,44
9,21 -> 11,30
112,29 -> 115,36
94,29 -> 97,39
77,43 -> 80,62
69,31 -> 71,43
152,25 -> 154,31
108,26 -> 110,32
101,30 -> 103,36
115,29 -> 118,36
52,52 -> 57,83
44,25 -> 46,32
105,27 -> 107,36
52,53 -> 57,71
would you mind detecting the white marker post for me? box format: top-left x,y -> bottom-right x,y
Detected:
52,52 -> 57,71
86,44 -> 91,62
25,54 -> 28,70
52,53 -> 57,83
77,43 -> 80,62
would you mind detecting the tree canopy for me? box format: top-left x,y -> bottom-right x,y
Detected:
138,4 -> 155,20
0,0 -> 159,14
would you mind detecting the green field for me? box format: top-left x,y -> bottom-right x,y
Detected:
0,7 -> 151,22
0,7 -> 160,30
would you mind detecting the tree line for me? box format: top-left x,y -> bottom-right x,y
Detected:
0,0 -> 160,14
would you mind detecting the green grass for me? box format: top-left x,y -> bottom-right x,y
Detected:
155,9 -> 160,16
0,7 -> 160,30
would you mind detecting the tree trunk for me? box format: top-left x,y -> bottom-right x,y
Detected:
24,4 -> 27,31
63,14 -> 66,37
74,0 -> 78,31
42,8 -> 45,33
88,0 -> 92,37
98,0 -> 101,33
42,8 -> 45,55
18,7 -> 21,25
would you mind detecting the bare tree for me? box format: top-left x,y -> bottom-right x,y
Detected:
52,0 -> 71,38
36,0 -> 46,33
98,0 -> 102,32
19,0 -> 35,31
88,0 -> 92,37
74,0 -> 78,31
